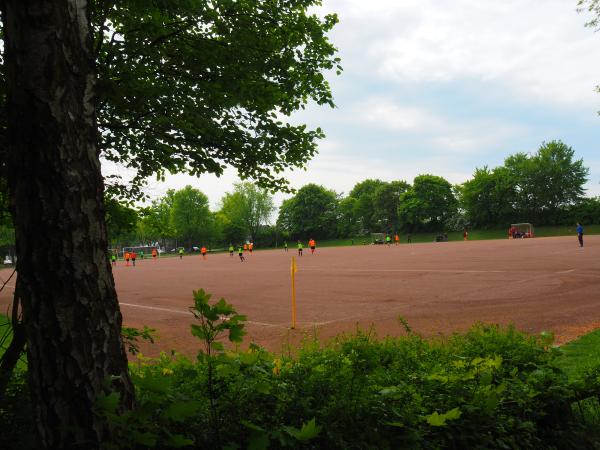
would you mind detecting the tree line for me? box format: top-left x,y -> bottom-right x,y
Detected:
106,182 -> 276,250
103,140 -> 598,247
279,140 -> 597,239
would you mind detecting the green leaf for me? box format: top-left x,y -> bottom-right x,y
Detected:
166,434 -> 194,448
96,392 -> 120,414
135,373 -> 172,394
283,418 -> 322,441
444,407 -> 462,420
480,370 -> 493,386
132,431 -> 157,447
212,341 -> 225,352
241,419 -> 265,432
239,352 -> 259,366
190,324 -> 208,341
426,412 -> 447,427
255,381 -> 272,395
385,421 -> 405,427
228,324 -> 247,343
426,408 -> 462,427
248,432 -> 270,450
161,400 -> 203,422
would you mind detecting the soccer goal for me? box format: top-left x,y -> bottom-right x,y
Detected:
122,245 -> 160,258
508,223 -> 534,239
371,233 -> 386,244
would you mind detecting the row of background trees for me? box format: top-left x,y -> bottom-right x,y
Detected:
95,140 -> 600,249
2,138 -> 589,255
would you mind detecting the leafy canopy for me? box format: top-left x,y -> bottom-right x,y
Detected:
170,186 -> 212,244
90,0 -> 341,198
219,182 -> 274,242
277,183 -> 339,239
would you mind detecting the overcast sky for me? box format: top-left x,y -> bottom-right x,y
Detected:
108,0 -> 600,209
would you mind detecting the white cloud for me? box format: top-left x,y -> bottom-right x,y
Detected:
326,0 -> 600,107
352,96 -> 528,155
357,97 -> 446,131
104,1 -> 600,207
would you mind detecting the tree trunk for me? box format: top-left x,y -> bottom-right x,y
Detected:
1,1 -> 134,448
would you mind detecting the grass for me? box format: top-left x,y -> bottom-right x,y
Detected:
554,328 -> 600,380
0,314 -> 27,371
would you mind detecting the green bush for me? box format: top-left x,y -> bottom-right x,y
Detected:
3,294 -> 600,449
104,320 -> 600,449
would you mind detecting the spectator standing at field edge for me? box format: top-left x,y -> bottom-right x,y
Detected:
577,223 -> 584,247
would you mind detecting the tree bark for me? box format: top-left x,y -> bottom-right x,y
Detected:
1,1 -> 134,448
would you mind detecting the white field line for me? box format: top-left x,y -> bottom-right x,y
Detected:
119,302 -> 285,328
299,268 -> 507,274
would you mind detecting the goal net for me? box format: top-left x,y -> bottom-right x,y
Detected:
121,245 -> 160,257
508,223 -> 534,239
371,233 -> 386,244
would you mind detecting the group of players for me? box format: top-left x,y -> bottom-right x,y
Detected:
227,239 -> 317,262
111,247 -> 159,267
111,238 -> 320,266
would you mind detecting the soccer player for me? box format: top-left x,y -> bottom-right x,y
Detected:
283,241 -> 288,252
179,248 -> 184,259
386,235 -> 391,245
394,233 -> 400,245
407,234 -> 412,244
577,223 -> 584,247
249,242 -> 254,255
229,243 -> 234,257
140,250 -> 145,260
151,248 -> 158,261
124,251 -> 130,267
201,246 -> 207,260
243,243 -> 248,254
131,251 -> 137,267
463,229 -> 469,241
238,245 -> 245,262
297,240 -> 303,256
111,253 -> 117,267
309,238 -> 316,254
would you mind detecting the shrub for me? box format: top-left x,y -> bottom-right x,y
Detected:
3,292 -> 600,449
103,316 -> 600,449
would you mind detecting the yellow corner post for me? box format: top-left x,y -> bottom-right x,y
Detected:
291,256 -> 297,329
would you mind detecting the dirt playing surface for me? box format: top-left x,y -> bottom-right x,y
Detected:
1,236 -> 599,356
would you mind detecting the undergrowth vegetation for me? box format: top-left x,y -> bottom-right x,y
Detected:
2,292 -> 600,449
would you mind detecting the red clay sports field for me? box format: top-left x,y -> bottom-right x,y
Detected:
1,236 -> 599,355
